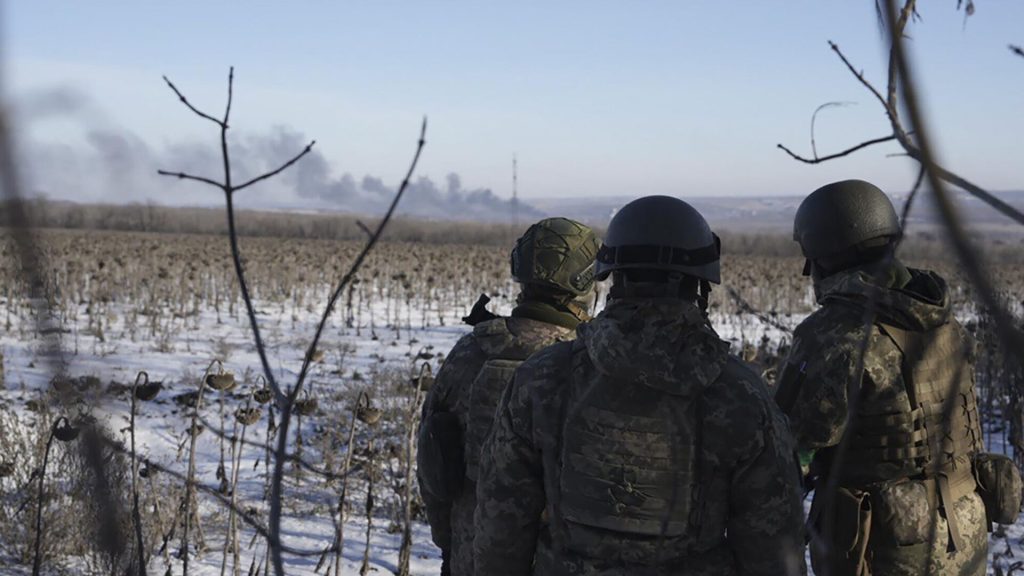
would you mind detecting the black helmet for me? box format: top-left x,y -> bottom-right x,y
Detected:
794,179 -> 900,262
511,217 -> 599,296
595,195 -> 721,284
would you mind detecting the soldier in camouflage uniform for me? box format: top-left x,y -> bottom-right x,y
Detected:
775,180 -> 989,575
474,196 -> 806,576
417,217 -> 599,575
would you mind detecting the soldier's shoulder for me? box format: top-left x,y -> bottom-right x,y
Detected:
517,340 -> 576,381
709,356 -> 776,419
791,302 -> 867,359
448,330 -> 487,361
506,316 -> 574,344
435,331 -> 488,380
702,357 -> 785,464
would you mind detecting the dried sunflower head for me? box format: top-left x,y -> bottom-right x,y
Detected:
135,382 -> 163,402
294,398 -> 318,417
54,422 -> 80,442
235,407 -> 263,426
356,405 -> 382,426
205,373 -> 236,392
252,388 -> 273,405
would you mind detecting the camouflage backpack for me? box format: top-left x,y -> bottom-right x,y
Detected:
464,317 -> 571,482
537,341 -> 708,559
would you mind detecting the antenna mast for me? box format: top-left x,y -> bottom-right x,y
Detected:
512,154 -> 519,229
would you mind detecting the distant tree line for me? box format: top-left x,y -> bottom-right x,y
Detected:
1,198 -> 1021,263
0,199 -> 524,245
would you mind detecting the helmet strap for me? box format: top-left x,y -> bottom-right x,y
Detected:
697,280 -> 712,317
609,271 -> 700,301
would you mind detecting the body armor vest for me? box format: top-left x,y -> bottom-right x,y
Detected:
464,318 -> 566,482
846,320 -> 983,484
558,351 -> 701,539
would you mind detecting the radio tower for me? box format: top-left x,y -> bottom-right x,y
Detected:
512,154 -> 519,229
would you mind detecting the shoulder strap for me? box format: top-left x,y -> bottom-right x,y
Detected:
876,322 -> 921,409
542,340 -> 587,553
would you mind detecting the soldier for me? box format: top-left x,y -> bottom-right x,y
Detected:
417,217 -> 599,575
474,196 -> 806,576
775,179 -> 1000,575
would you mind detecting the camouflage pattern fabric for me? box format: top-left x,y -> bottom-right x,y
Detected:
778,262 -> 988,575
474,298 -> 806,576
418,312 -> 573,576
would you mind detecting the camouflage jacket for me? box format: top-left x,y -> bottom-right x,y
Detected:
417,308 -> 573,575
776,263 -> 988,575
474,298 -> 806,576
776,262 -> 980,479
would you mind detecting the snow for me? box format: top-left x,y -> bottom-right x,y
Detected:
0,279 -> 1020,575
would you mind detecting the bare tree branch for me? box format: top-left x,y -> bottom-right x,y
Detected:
914,156 -> 1024,226
191,411 -> 363,481
224,67 -> 235,127
158,68 -> 292,405
776,134 -> 897,164
355,220 -> 374,239
886,0 -> 917,117
268,116 -> 428,576
161,75 -> 224,127
104,438 -> 340,558
883,0 -> 1024,359
234,141 -> 317,192
155,170 -> 226,190
724,286 -> 793,334
828,40 -> 892,116
780,24 -> 1024,229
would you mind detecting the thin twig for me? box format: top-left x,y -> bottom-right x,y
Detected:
130,371 -> 150,576
828,40 -> 891,115
102,438 -> 339,558
192,411 -> 362,481
162,76 -> 224,126
355,220 -> 374,239
155,170 -> 226,190
810,101 -> 857,160
234,141 -> 316,192
724,286 -> 793,334
776,134 -> 897,165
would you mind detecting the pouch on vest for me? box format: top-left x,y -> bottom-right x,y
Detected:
810,486 -> 872,576
465,358 -> 521,482
972,452 -> 1023,525
872,479 -> 932,546
558,390 -> 699,540
418,410 -> 465,503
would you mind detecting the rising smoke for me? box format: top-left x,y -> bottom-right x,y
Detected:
15,89 -> 538,221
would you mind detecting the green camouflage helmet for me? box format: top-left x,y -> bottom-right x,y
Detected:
794,179 -> 901,261
511,217 -> 599,296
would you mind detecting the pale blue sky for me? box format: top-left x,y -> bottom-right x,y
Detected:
4,1 -> 1023,207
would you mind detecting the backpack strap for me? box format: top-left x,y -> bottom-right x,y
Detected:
541,340 -> 587,554
876,321 -> 970,553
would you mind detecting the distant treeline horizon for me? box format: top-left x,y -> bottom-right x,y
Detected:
2,198 -> 1022,263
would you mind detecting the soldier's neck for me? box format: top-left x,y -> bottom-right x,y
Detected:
511,299 -> 583,330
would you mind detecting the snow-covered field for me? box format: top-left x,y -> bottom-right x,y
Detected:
0,262 -> 1021,575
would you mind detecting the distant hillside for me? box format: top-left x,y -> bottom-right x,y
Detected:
529,190 -> 1024,235
5,190 -> 1023,246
